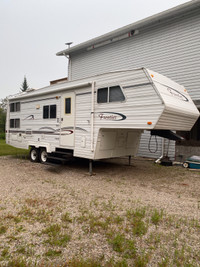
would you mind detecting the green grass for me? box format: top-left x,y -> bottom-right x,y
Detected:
109,233 -> 136,258
151,209 -> 164,225
45,249 -> 62,257
0,139 -> 29,157
61,212 -> 73,223
42,224 -> 71,247
0,225 -> 7,235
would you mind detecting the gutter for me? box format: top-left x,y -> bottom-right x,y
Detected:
56,0 -> 200,56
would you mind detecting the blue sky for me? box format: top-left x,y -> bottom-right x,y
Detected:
0,0 -> 189,99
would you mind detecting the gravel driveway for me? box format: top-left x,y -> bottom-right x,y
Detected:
0,156 -> 200,266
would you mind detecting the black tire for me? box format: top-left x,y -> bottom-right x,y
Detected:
30,147 -> 39,162
40,148 -> 48,163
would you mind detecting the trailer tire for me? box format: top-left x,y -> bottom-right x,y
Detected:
183,162 -> 189,168
30,148 -> 39,163
40,148 -> 48,164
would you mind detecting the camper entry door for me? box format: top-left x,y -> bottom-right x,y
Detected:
60,92 -> 75,147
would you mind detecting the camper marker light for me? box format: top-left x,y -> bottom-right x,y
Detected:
147,122 -> 152,125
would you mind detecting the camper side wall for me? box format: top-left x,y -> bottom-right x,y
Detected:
74,69 -> 164,159
7,94 -> 61,152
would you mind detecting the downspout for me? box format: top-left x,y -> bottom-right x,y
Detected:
68,55 -> 72,81
64,53 -> 72,81
91,81 -> 95,152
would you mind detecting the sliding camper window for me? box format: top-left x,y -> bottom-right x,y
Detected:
10,119 -> 20,128
10,102 -> 20,112
97,86 -> 125,103
43,105 -> 57,119
65,98 -> 71,114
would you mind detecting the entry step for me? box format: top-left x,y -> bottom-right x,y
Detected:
43,161 -> 62,167
47,155 -> 71,165
53,151 -> 73,157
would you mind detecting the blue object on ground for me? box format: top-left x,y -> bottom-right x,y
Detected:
183,155 -> 200,169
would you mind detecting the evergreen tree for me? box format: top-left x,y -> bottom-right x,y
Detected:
0,98 -> 6,138
20,76 -> 29,92
0,97 -> 8,111
0,107 -> 6,133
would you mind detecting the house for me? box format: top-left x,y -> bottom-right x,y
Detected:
56,0 -> 200,161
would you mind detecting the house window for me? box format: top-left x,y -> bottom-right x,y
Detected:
10,119 -> 20,128
65,98 -> 71,114
10,102 -> 20,112
43,105 -> 56,119
97,86 -> 125,103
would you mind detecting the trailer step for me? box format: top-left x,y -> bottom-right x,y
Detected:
43,161 -> 62,167
53,151 -> 73,157
46,155 -> 71,165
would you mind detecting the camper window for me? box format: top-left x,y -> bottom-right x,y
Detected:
109,86 -> 125,102
10,104 -> 14,112
10,118 -> 20,128
50,105 -> 56,118
16,102 -> 20,111
65,98 -> 71,114
43,105 -> 57,119
97,88 -> 108,103
97,86 -> 125,103
10,102 -> 20,112
15,119 -> 20,128
43,106 -> 49,119
10,119 -> 14,128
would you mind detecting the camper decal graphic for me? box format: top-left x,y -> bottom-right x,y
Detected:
39,127 -> 73,135
98,112 -> 126,121
38,127 -> 87,135
61,129 -> 73,135
61,127 -> 88,133
24,115 -> 34,120
167,88 -> 189,102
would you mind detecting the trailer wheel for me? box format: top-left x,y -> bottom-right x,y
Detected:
30,148 -> 39,162
40,148 -> 48,163
183,162 -> 189,168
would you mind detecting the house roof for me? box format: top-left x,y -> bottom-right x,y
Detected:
56,0 -> 200,56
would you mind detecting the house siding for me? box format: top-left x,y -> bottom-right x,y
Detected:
68,8 -> 200,160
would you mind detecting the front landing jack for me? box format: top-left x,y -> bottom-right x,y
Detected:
128,155 -> 131,166
89,159 -> 93,176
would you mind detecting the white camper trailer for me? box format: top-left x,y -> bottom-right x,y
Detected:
6,68 -> 199,170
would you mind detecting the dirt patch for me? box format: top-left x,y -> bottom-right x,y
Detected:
0,156 -> 200,266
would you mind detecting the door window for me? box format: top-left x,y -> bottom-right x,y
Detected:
65,98 -> 71,114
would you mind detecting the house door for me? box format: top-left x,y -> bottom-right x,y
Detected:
60,92 -> 75,147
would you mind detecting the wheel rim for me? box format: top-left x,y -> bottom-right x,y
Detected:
183,162 -> 189,168
41,151 -> 47,163
31,150 -> 37,161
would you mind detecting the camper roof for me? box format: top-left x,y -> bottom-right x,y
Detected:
8,68 -> 144,101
